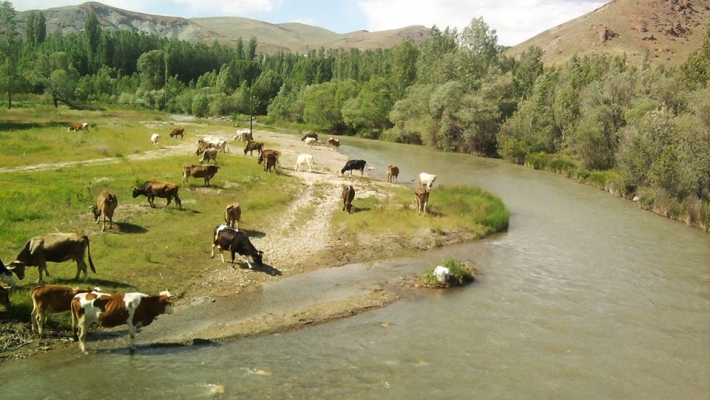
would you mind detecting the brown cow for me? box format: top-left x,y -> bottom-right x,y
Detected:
327,137 -> 340,151
342,185 -> 355,213
169,128 -> 185,139
132,181 -> 182,209
224,202 -> 241,229
30,285 -> 94,337
243,140 -> 263,156
414,188 -> 430,215
387,165 -> 400,184
91,190 -> 118,232
68,122 -> 89,132
71,290 -> 175,354
183,164 -> 219,186
264,152 -> 278,172
9,233 -> 97,283
258,149 -> 281,169
198,147 -> 219,164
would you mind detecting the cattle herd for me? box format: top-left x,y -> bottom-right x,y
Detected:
0,124 -> 440,354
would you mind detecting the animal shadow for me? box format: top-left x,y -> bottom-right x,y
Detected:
249,262 -> 282,276
351,206 -> 370,213
240,229 -> 266,239
116,222 -> 148,234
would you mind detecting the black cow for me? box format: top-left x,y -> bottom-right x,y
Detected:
340,160 -> 367,177
132,181 -> 182,209
1,258 -> 16,286
210,225 -> 264,269
301,132 -> 318,141
243,140 -> 264,156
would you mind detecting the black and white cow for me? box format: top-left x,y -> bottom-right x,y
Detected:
210,225 -> 264,268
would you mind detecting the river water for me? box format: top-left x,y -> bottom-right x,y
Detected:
1,138 -> 709,399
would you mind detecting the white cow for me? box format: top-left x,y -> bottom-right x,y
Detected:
295,153 -> 313,173
150,133 -> 160,147
433,266 -> 451,283
418,172 -> 437,190
304,137 -> 317,147
200,136 -> 229,153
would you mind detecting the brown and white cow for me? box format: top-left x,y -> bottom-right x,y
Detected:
169,127 -> 185,139
198,147 -> 219,164
9,233 -> 97,283
234,129 -> 253,142
418,172 -> 437,190
68,122 -> 89,132
327,137 -> 340,151
342,185 -> 355,214
198,137 -> 229,153
183,164 -> 219,186
224,202 -> 241,229
243,140 -> 263,157
387,165 -> 400,184
414,188 -> 430,215
30,284 -> 94,337
301,132 -> 318,142
91,190 -> 118,232
71,290 -> 175,354
211,225 -> 263,268
132,181 -> 182,209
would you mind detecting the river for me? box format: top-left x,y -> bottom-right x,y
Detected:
1,137 -> 708,399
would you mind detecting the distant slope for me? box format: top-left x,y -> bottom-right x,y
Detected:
506,0 -> 710,67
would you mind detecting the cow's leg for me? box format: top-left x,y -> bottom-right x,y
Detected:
77,318 -> 88,353
128,325 -> 137,354
76,259 -> 88,281
148,195 -> 156,208
31,306 -> 39,334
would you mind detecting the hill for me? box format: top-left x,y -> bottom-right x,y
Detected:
506,0 -> 710,67
15,1 -> 430,54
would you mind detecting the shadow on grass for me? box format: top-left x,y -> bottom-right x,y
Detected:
116,222 -> 148,234
52,277 -> 137,290
351,206 -> 371,213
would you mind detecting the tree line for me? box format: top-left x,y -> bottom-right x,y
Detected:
0,1 -> 708,228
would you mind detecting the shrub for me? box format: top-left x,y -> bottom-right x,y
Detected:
419,258 -> 476,288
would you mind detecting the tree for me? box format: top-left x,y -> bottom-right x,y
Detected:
416,26 -> 459,85
387,40 -> 419,100
24,10 -> 46,47
457,17 -> 500,89
678,25 -> 710,90
137,50 -> 167,91
0,1 -> 18,108
342,76 -> 393,138
85,10 -> 101,71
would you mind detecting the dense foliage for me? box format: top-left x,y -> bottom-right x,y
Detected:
1,1 -> 708,228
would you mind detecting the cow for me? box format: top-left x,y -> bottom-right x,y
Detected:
1,258 -> 15,287
169,128 -> 185,139
342,185 -> 355,214
30,285 -> 94,337
258,149 -> 281,170
340,160 -> 367,177
243,140 -> 263,157
433,266 -> 451,284
327,137 -> 340,151
211,225 -> 264,268
224,203 -> 241,229
0,285 -> 8,308
132,181 -> 182,209
304,137 -> 317,147
295,153 -> 313,173
199,137 -> 229,153
150,133 -> 160,147
198,147 -> 219,164
9,233 -> 96,283
418,172 -> 437,190
183,164 -> 219,186
387,165 -> 400,184
234,129 -> 253,142
71,290 -> 175,354
301,132 -> 318,142
414,187 -> 430,215
91,190 -> 118,232
68,122 -> 89,132
264,152 -> 278,172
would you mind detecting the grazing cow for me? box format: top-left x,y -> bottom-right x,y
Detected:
198,147 -> 219,164
418,172 -> 437,190
301,132 -> 318,142
9,233 -> 96,283
327,137 -> 340,151
414,188 -> 430,215
91,190 -> 118,232
387,165 -> 400,184
243,140 -> 263,157
295,153 -> 313,173
68,122 -> 89,132
258,149 -> 281,169
433,266 -> 451,284
263,152 -> 278,172
150,133 -> 160,147
340,160 -> 367,177
211,225 -> 264,268
224,203 -> 241,229
304,137 -> 317,147
1,258 -> 15,287
30,285 -> 94,337
169,128 -> 185,139
183,164 -> 219,186
132,181 -> 182,209
0,285 -> 8,308
199,136 -> 229,153
342,185 -> 355,213
234,129 -> 253,142
71,290 -> 175,354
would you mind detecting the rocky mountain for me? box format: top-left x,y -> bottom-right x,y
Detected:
506,0 -> 710,67
16,1 -> 430,54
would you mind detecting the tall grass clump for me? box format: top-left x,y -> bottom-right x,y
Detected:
419,258 -> 476,288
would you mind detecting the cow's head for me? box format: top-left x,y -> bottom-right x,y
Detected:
252,250 -> 264,267
131,187 -> 140,198
159,290 -> 176,314
91,205 -> 100,221
6,261 -> 26,281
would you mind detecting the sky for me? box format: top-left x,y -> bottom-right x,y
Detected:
15,0 -> 610,46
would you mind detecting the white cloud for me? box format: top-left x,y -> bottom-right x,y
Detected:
357,0 -> 607,46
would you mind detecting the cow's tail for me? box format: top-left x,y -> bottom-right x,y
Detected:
86,236 -> 96,273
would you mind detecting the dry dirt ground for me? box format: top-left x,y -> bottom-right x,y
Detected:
1,125 -> 469,360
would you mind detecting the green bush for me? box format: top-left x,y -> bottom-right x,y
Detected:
420,258 -> 476,287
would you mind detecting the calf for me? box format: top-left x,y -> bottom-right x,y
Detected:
211,225 -> 264,268
9,233 -> 96,283
183,164 -> 219,186
243,140 -> 263,157
295,153 -> 313,173
68,122 -> 89,132
169,128 -> 185,139
340,160 -> 367,177
30,285 -> 94,337
132,181 -> 182,209
387,165 -> 400,184
150,133 -> 160,147
198,147 -> 219,164
342,185 -> 355,213
327,137 -> 340,151
71,290 -> 175,354
418,172 -> 437,190
91,190 -> 118,232
224,202 -> 241,229
414,188 -> 430,215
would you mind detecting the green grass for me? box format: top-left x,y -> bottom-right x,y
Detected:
419,258 -> 476,287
